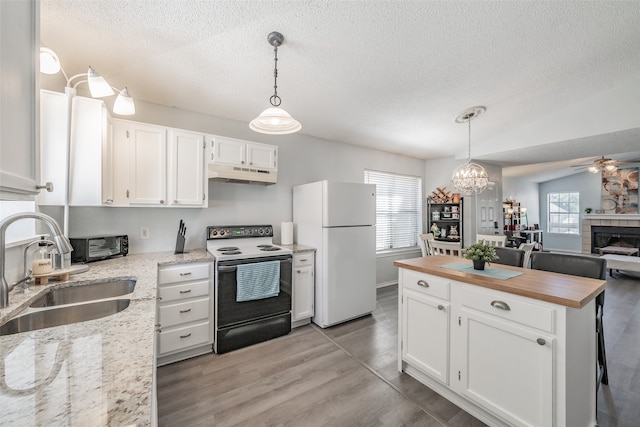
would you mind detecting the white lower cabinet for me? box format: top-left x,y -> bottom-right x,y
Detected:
157,262 -> 213,366
291,252 -> 314,327
402,288 -> 450,385
398,268 -> 596,427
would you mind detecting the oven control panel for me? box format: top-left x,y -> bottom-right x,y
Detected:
207,225 -> 273,240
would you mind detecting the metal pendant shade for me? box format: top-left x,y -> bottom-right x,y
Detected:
451,106 -> 489,196
250,31 -> 301,135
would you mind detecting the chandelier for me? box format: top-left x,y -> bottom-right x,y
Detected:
451,106 -> 488,196
250,32 -> 301,134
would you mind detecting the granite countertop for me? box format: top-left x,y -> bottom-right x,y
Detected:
0,249 -> 212,427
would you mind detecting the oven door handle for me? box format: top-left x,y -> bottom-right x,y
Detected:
218,258 -> 292,273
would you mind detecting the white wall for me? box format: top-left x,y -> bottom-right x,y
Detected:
538,171 -> 602,252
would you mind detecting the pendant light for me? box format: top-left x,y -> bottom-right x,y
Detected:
250,31 -> 301,135
451,106 -> 489,196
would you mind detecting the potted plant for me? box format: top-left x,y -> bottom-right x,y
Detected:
584,207 -> 592,214
463,241 -> 499,270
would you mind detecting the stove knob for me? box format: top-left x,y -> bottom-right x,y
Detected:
211,229 -> 218,237
258,228 -> 264,235
266,227 -> 273,236
220,230 -> 225,236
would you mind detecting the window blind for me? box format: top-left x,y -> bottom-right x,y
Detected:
364,170 -> 422,251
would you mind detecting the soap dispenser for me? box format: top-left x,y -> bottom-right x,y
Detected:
32,236 -> 53,275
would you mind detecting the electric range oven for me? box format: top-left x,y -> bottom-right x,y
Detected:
207,225 -> 292,354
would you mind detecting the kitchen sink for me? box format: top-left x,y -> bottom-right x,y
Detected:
0,299 -> 131,336
29,279 -> 136,308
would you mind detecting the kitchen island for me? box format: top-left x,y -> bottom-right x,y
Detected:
395,255 -> 606,427
0,250 -> 212,427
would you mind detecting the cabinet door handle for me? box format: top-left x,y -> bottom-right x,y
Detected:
297,269 -> 302,273
490,300 -> 511,311
437,304 -> 445,311
36,182 -> 54,192
179,289 -> 192,294
417,280 -> 429,288
300,259 -> 308,262
160,200 -> 165,204
179,308 -> 192,313
180,333 -> 192,339
536,338 -> 546,346
179,272 -> 192,276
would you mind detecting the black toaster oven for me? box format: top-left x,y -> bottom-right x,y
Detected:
69,235 -> 129,263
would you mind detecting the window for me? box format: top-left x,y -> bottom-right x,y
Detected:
0,200 -> 36,244
547,192 -> 580,234
364,170 -> 422,251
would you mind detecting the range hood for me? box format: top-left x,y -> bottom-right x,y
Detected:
207,163 -> 277,185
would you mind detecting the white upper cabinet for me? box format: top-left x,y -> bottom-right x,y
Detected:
39,91 -> 114,206
121,121 -> 167,206
0,0 -> 39,200
246,142 -> 277,170
211,136 -> 245,167
113,119 -> 207,208
210,136 -> 277,170
167,129 -> 206,207
69,96 -> 113,205
39,90 -> 68,206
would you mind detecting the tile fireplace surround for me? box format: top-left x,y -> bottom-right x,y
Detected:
582,214 -> 640,254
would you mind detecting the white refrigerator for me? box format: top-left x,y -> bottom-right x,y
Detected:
293,180 -> 377,328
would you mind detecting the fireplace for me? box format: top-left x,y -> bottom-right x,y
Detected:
590,226 -> 640,254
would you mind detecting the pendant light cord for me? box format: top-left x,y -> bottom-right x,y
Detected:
270,44 -> 281,107
467,117 -> 472,162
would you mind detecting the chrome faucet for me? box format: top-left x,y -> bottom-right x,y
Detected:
0,212 -> 73,308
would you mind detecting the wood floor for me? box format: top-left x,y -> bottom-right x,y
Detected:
157,271 -> 640,426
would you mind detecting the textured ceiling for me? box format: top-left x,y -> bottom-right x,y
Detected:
40,1 -> 640,181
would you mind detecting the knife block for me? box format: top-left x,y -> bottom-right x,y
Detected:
175,223 -> 186,254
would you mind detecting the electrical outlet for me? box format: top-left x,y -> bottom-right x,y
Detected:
140,227 -> 150,239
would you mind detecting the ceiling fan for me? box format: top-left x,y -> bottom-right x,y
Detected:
571,156 -> 640,174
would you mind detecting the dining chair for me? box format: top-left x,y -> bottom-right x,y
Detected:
518,242 -> 536,268
530,252 -> 608,391
476,234 -> 507,247
429,240 -> 462,257
492,247 -> 525,267
418,233 -> 434,256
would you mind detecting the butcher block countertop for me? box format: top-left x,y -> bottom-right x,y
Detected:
394,255 -> 606,309
0,250 -> 213,427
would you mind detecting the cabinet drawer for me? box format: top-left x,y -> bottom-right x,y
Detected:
293,253 -> 313,267
402,269 -> 450,301
159,279 -> 210,302
159,297 -> 210,327
158,262 -> 210,284
458,285 -> 555,333
158,321 -> 211,355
